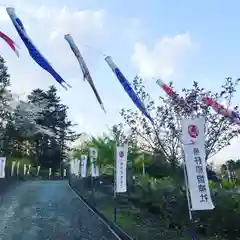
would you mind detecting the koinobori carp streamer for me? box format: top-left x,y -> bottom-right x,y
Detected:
157,78 -> 240,125
156,79 -> 190,110
6,7 -> 71,90
204,96 -> 240,125
64,34 -> 106,112
0,30 -> 19,56
105,56 -> 153,122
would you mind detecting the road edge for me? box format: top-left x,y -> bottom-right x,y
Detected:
68,182 -> 133,240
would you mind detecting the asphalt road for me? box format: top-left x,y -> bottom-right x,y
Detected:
0,181 -> 120,240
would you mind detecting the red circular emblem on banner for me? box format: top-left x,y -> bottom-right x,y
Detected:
119,151 -> 124,158
188,124 -> 199,138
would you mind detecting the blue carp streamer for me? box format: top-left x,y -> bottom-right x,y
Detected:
65,34 -> 106,112
105,56 -> 153,122
6,7 -> 70,90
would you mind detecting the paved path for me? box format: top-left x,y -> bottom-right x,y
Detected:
0,181 -> 120,240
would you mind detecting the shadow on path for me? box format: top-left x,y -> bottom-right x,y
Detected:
0,181 -> 120,240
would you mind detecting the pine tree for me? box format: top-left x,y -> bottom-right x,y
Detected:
27,85 -> 78,170
0,55 -> 11,155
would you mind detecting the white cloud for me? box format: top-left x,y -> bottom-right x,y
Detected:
0,2 -> 196,138
0,1 -> 139,137
0,2 -> 113,135
0,3 -> 107,93
131,32 -> 193,79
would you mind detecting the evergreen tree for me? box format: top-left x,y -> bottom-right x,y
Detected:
0,55 -> 11,155
0,56 -> 79,169
28,85 -> 78,170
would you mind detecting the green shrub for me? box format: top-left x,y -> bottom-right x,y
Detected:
209,180 -> 218,189
131,175 -> 240,239
221,179 -> 235,189
196,190 -> 240,239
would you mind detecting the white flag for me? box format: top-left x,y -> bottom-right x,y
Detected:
72,159 -> 79,176
72,160 -> 75,174
72,159 -> 76,175
11,161 -> 16,176
70,160 -> 73,174
116,145 -> 128,193
63,169 -> 67,177
89,148 -> 98,177
16,162 -> 20,176
23,164 -> 27,175
181,117 -> 214,211
74,159 -> 77,175
0,157 -> 6,178
81,155 -> 87,178
27,164 -> 31,175
95,165 -> 100,177
49,168 -> 52,176
37,166 -> 40,176
75,159 -> 80,177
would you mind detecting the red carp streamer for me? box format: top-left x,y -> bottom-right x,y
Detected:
156,79 -> 190,111
203,96 -> 240,125
0,30 -> 19,56
156,79 -> 240,125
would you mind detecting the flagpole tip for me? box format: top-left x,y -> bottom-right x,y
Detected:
64,34 -> 71,39
156,79 -> 163,86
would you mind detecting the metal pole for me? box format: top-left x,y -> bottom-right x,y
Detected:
90,149 -> 96,207
91,176 -> 96,206
114,143 -> 117,222
183,149 -> 196,240
16,162 -> 19,183
142,154 -> 145,176
178,113 -> 196,240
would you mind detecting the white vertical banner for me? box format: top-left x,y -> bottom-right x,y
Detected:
63,169 -> 67,177
75,159 -> 80,177
81,155 -> 87,178
116,144 -> 128,193
72,160 -> 75,175
49,168 -> 52,177
16,162 -> 20,176
73,159 -> 76,175
11,161 -> 16,176
70,160 -> 73,174
71,160 -> 75,175
27,164 -> 31,175
37,166 -> 40,176
181,117 -> 214,211
74,159 -> 77,175
23,164 -> 27,175
0,157 -> 6,178
89,148 -> 98,177
95,165 -> 100,177
75,159 -> 79,176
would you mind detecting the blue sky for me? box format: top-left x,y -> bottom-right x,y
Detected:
1,0 -> 240,164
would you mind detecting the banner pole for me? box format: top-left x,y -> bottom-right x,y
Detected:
182,150 -> 196,240
16,162 -> 19,182
114,144 -> 117,222
179,114 -> 196,240
91,175 -> 96,206
90,149 -> 96,207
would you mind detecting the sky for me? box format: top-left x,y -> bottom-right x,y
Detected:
0,0 -> 240,165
